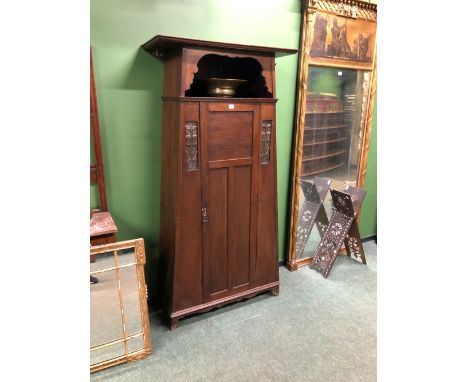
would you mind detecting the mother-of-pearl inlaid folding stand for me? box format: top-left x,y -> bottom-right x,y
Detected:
295,177 -> 331,259
310,185 -> 366,278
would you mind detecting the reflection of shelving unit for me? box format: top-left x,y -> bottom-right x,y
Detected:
303,149 -> 346,161
301,94 -> 346,179
302,162 -> 346,177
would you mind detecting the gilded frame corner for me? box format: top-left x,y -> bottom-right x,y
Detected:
90,238 -> 152,373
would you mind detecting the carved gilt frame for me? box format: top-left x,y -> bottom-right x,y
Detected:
90,238 -> 151,373
287,0 -> 377,271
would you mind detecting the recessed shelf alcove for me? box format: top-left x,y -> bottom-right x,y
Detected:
185,54 -> 272,98
141,35 -> 297,100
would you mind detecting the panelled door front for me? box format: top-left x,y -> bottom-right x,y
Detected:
200,102 -> 260,302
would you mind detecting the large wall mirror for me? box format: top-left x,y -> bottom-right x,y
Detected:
287,0 -> 377,271
90,239 -> 151,373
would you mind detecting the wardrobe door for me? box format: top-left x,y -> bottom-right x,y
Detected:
200,102 -> 260,302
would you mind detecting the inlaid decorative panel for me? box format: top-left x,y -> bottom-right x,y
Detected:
185,121 -> 198,171
261,120 -> 272,164
310,187 -> 366,278
295,178 -> 330,259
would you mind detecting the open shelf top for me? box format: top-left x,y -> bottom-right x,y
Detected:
141,35 -> 298,57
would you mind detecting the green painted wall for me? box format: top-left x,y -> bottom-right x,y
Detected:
362,0 -> 377,238
360,97 -> 377,238
90,0 -> 377,297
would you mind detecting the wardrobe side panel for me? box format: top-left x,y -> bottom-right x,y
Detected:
173,102 -> 203,312
255,103 -> 279,286
160,100 -> 180,311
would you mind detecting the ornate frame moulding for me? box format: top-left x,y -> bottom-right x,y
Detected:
287,0 -> 377,271
90,238 -> 151,373
307,0 -> 377,22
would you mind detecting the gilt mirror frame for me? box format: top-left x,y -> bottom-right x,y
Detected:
90,238 -> 151,373
287,0 -> 377,271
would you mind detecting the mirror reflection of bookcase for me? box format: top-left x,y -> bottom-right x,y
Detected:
287,0 -> 377,271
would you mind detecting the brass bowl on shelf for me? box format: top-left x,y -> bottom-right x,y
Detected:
198,78 -> 248,97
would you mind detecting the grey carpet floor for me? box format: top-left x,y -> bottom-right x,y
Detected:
91,241 -> 377,382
